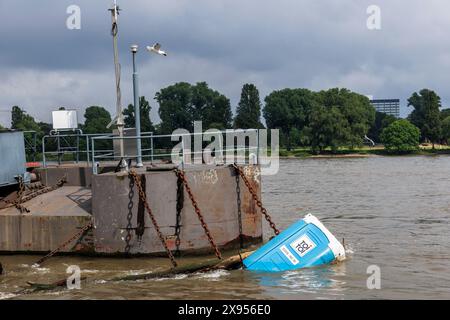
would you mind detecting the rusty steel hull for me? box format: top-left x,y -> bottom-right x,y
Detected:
0,164 -> 263,256
0,186 -> 93,253
92,165 -> 263,256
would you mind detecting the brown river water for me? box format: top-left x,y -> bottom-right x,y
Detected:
1,156 -> 450,299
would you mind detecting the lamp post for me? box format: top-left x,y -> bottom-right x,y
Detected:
130,43 -> 167,168
130,44 -> 143,167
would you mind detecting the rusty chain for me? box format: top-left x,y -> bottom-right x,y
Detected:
35,220 -> 93,266
232,164 -> 280,236
2,175 -> 67,213
19,175 -> 67,204
125,174 -> 135,253
1,176 -> 28,213
174,173 -> 184,256
174,169 -> 222,260
235,170 -> 244,249
12,176 -> 29,213
129,170 -> 178,268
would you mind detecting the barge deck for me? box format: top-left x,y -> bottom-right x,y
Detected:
0,164 -> 263,257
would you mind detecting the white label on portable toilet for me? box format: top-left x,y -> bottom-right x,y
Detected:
290,235 -> 316,257
280,245 -> 299,265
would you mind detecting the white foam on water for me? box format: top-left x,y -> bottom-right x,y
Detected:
94,279 -> 108,284
194,269 -> 230,281
30,264 -> 50,273
81,269 -> 99,274
344,243 -> 355,255
154,274 -> 188,281
0,292 -> 17,300
126,269 -> 149,276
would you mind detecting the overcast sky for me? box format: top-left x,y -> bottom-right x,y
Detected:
1,0 -> 450,127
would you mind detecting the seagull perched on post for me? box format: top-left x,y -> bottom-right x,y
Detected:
146,43 -> 167,56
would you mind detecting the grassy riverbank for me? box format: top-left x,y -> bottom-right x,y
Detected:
279,144 -> 450,158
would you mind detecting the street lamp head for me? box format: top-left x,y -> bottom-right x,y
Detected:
130,44 -> 138,53
146,43 -> 167,56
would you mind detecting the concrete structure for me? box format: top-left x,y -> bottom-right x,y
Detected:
0,164 -> 262,256
37,165 -> 93,188
0,186 -> 93,253
93,165 -> 262,255
370,99 -> 400,118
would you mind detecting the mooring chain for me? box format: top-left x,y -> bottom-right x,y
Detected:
235,171 -> 244,249
17,175 -> 25,200
174,174 -> 184,256
6,175 -> 68,214
129,170 -> 178,268
35,221 -> 93,266
125,175 -> 135,253
5,176 -> 30,213
174,169 -> 222,260
20,175 -> 67,203
232,164 -> 280,236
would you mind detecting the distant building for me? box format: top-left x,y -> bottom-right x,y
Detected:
370,99 -> 400,118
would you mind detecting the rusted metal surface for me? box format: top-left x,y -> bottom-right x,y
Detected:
1,164 -> 263,256
92,165 -> 262,255
233,164 -> 280,235
0,191 -> 18,210
129,170 -> 178,267
0,187 -> 92,253
37,166 -> 93,188
175,169 -> 223,260
34,220 -> 93,265
2,175 -> 67,214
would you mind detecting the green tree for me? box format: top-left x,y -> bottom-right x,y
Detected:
407,89 -> 442,148
81,106 -> 112,153
316,88 -> 376,148
301,105 -> 350,153
123,96 -> 155,133
441,116 -> 450,143
82,106 -> 112,134
368,111 -> 397,143
263,88 -> 374,151
11,106 -> 41,133
380,119 -> 420,153
191,82 -> 232,129
234,83 -> 263,129
156,82 -> 232,134
156,82 -> 195,134
440,108 -> 450,120
263,88 -> 315,150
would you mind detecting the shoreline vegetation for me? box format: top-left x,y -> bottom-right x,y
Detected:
277,144 -> 450,159
3,86 -> 449,162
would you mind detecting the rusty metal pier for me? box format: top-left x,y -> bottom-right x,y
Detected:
0,163 -> 263,257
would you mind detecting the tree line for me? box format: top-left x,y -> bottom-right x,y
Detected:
2,82 -> 449,155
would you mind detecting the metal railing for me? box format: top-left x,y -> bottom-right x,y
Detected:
41,129 -> 260,173
41,131 -> 153,167
90,134 -> 154,173
23,131 -> 38,161
90,129 -> 260,174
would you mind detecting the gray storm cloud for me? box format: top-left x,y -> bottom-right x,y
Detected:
1,0 -> 450,126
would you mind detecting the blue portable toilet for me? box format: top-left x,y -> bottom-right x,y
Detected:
243,214 -> 346,272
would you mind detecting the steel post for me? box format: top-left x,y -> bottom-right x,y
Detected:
132,48 -> 143,167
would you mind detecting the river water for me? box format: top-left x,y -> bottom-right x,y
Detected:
1,156 -> 450,299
